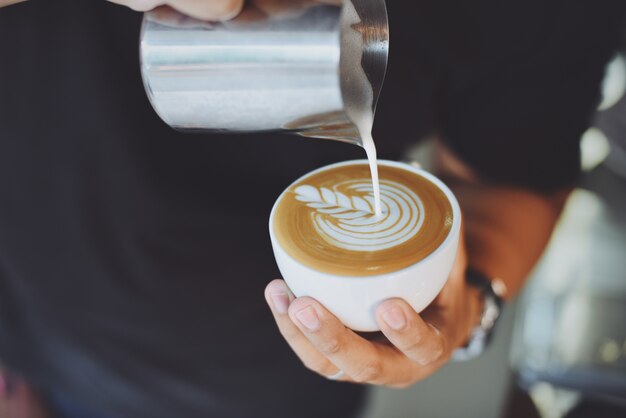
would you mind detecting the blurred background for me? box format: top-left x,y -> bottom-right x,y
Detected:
363,37 -> 626,418
1,3 -> 625,418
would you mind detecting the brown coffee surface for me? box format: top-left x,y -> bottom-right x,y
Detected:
273,163 -> 453,276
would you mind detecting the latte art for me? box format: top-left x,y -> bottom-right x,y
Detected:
273,163 -> 454,277
294,180 -> 425,252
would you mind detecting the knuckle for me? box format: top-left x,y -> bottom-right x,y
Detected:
318,337 -> 342,356
416,356 -> 435,366
433,339 -> 446,360
417,342 -> 447,366
352,359 -> 382,383
401,337 -> 425,354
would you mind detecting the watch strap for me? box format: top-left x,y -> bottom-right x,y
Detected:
452,268 -> 505,361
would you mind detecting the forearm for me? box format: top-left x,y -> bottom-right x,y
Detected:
434,142 -> 570,299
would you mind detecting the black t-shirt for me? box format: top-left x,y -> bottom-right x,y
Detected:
0,1 -> 623,417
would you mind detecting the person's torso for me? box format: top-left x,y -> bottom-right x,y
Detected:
0,1 -> 397,417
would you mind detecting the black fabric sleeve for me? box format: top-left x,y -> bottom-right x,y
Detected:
439,0 -> 626,192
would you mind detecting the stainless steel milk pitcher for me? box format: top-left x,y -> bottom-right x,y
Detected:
140,0 -> 389,146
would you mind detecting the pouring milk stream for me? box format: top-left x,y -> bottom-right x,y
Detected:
140,0 -> 389,213
340,0 -> 383,216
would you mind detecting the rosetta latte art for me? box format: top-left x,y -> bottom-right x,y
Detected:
294,180 -> 425,252
273,163 -> 453,276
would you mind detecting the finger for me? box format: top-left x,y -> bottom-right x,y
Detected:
143,6 -> 212,29
376,299 -> 447,366
264,280 -> 346,380
288,297 -> 415,385
108,0 -> 163,12
0,0 -> 27,7
166,0 -> 244,21
110,0 -> 244,20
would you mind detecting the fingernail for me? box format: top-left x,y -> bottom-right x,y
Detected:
382,307 -> 407,330
270,292 -> 290,314
295,306 -> 321,331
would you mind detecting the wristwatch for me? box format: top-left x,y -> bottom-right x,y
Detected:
452,268 -> 506,362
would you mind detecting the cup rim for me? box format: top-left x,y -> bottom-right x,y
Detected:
269,159 -> 462,279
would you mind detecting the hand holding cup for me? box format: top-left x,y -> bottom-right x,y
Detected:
264,237 -> 483,387
265,160 -> 480,387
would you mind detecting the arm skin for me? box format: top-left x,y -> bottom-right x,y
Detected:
434,140 -> 570,299
265,141 -> 569,387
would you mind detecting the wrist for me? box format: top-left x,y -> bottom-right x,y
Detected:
452,268 -> 505,361
462,285 -> 484,346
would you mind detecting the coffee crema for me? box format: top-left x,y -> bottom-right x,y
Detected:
273,164 -> 454,276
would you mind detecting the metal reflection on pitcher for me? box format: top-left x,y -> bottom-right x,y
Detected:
139,0 -> 388,146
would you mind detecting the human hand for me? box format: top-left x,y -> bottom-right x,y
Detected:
107,0 -> 245,20
0,0 -> 27,8
264,235 -> 484,387
108,0 -> 341,22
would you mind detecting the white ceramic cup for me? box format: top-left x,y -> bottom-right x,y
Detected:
269,159 -> 462,331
